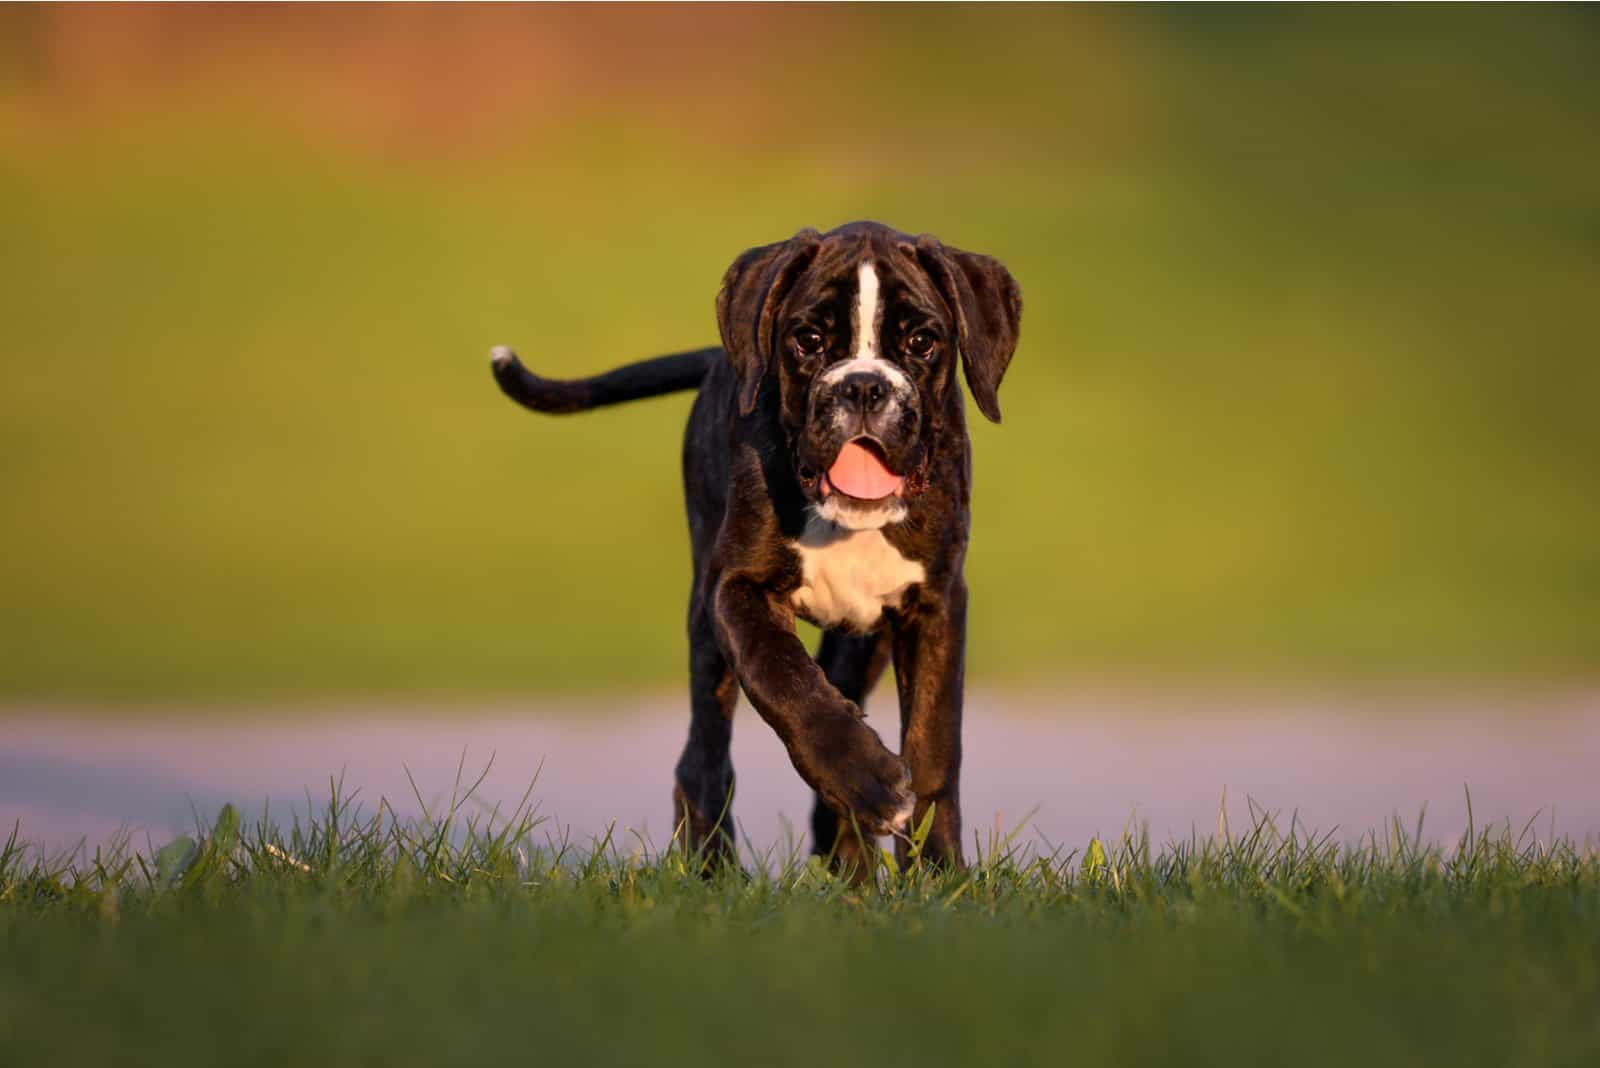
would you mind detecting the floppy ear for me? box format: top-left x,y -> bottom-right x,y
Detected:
715,229 -> 822,416
915,235 -> 1023,424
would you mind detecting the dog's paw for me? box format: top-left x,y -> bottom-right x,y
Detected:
489,345 -> 519,367
888,789 -> 916,834
812,717 -> 914,839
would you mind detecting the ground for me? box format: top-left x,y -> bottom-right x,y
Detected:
2,793 -> 1596,1066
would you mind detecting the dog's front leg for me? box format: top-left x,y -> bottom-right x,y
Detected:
891,580 -> 968,870
714,576 -> 913,841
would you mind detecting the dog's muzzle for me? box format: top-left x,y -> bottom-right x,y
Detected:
799,366 -> 919,515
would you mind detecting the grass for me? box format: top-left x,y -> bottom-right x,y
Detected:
2,9 -> 1598,702
3,776 -> 1598,1066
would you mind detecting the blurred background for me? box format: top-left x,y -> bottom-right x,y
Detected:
1,6 -> 1596,851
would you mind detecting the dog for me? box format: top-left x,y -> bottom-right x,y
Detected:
490,221 -> 1021,876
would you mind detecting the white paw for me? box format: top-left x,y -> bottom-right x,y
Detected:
489,345 -> 517,366
890,794 -> 916,834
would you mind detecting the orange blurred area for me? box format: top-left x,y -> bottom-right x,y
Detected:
2,5 -> 1137,157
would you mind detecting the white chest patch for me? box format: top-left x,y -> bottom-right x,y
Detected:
790,516 -> 926,631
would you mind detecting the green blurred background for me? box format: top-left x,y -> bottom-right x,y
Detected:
1,5 -> 1596,704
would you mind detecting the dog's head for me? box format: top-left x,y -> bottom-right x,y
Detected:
716,221 -> 1022,530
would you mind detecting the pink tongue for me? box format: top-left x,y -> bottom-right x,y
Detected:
827,440 -> 904,500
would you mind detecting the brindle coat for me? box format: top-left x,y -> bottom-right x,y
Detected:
491,221 -> 1021,878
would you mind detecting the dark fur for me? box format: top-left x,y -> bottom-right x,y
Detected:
491,221 -> 1021,878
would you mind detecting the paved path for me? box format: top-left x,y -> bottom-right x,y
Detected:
3,689 -> 1596,860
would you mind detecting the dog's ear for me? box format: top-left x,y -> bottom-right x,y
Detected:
716,229 -> 822,416
915,235 -> 1022,424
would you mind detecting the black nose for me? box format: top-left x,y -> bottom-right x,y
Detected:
837,372 -> 890,415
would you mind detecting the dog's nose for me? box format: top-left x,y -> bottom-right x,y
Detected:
837,372 -> 890,416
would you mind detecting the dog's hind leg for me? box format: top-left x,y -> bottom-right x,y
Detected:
810,628 -> 892,882
673,607 -> 740,872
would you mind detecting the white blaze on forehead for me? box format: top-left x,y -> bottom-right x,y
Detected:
853,260 -> 880,360
819,260 -> 910,391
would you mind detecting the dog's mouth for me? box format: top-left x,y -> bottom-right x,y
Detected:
820,438 -> 904,502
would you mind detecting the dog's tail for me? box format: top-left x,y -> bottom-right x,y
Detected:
489,345 -> 717,415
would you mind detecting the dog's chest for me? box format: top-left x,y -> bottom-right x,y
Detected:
789,521 -> 926,631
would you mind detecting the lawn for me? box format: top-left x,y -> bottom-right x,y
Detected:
2,787 -> 1596,1066
2,8 -> 1597,703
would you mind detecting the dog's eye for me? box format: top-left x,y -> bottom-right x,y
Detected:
904,330 -> 938,359
792,328 -> 826,358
